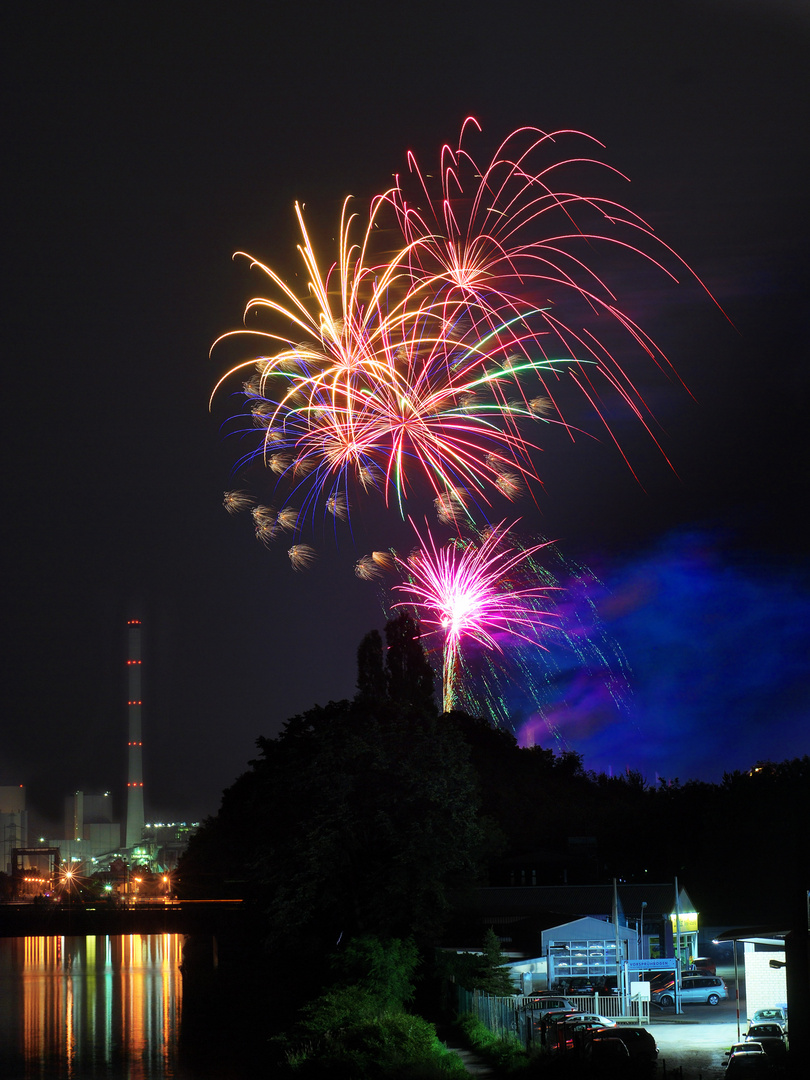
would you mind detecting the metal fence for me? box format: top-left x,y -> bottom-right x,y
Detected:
455,987 -> 650,1048
456,986 -> 522,1040
520,993 -> 650,1025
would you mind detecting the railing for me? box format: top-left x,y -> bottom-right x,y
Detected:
456,987 -> 651,1048
0,899 -> 253,938
516,993 -> 649,1023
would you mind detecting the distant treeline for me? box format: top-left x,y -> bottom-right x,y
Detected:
179,614 -> 809,950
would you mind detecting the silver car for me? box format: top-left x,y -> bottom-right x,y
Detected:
748,1007 -> 787,1031
652,974 -> 727,1007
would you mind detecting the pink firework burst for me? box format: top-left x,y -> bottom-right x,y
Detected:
394,519 -> 559,712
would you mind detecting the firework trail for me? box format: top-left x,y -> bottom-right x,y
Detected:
212,120 -> 718,566
393,519 -> 559,712
386,118 -> 719,473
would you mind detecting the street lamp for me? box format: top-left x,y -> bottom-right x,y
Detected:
639,902 -> 647,970
733,939 -> 741,1041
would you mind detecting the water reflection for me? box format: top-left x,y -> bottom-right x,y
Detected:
0,934 -> 184,1079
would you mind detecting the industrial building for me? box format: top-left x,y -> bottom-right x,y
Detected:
6,618 -> 197,892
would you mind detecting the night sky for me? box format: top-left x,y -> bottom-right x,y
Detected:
3,2 -> 808,833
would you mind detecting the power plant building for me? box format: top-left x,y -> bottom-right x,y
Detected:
1,785 -> 28,876
63,790 -> 121,859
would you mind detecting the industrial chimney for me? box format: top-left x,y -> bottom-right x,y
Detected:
125,619 -> 145,849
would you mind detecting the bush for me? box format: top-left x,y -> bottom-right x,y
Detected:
288,1011 -> 468,1078
279,936 -> 466,1078
456,1013 -> 529,1074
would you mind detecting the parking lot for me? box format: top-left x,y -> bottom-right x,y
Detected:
653,1017 -> 745,1077
648,977 -> 759,1078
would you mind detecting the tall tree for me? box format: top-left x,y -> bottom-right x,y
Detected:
356,629 -> 386,703
251,694 -> 483,957
384,612 -> 436,714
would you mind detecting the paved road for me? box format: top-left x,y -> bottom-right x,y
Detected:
648,991 -> 758,1078
652,1018 -> 744,1078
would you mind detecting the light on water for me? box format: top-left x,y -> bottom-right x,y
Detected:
0,934 -> 184,1079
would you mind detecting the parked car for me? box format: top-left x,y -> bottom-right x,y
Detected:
558,976 -> 598,995
687,956 -> 717,975
651,974 -> 727,1007
542,1014 -> 618,1054
557,1012 -> 617,1028
543,1019 -> 593,1055
590,1026 -> 658,1065
745,1024 -> 787,1063
524,995 -> 573,1014
532,1008 -> 573,1033
724,1044 -> 771,1077
746,1024 -> 785,1042
583,1035 -> 631,1069
726,1042 -> 765,1056
748,1008 -> 787,1032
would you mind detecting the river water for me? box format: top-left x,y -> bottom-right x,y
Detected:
0,934 -> 234,1080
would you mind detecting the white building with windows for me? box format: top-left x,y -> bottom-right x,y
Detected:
461,882 -> 699,993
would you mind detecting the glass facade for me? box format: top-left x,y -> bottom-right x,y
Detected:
548,938 -> 621,983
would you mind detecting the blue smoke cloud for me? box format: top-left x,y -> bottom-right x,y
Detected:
524,530 -> 810,782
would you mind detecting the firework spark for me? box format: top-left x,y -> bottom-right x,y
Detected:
393,519 -> 558,712
288,544 -> 317,571
326,493 -> 349,520
276,507 -> 298,531
354,549 -> 396,582
434,488 -> 467,524
251,504 -> 278,546
223,490 -> 255,514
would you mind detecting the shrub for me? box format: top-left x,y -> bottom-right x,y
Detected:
456,1013 -> 529,1074
288,1011 -> 468,1078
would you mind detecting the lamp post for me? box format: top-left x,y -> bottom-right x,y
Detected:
639,902 -> 647,971
733,938 -> 741,1041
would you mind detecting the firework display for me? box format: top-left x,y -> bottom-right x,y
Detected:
393,519 -> 558,711
213,121 -> 708,547
213,121 -> 709,725
442,539 -> 630,745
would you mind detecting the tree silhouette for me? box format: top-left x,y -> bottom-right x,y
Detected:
384,612 -> 436,714
356,629 -> 386,703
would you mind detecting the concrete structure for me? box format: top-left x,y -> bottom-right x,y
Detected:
744,945 -> 788,1017
142,821 -> 200,871
125,619 -> 145,848
1,785 -> 28,876
63,790 -> 121,860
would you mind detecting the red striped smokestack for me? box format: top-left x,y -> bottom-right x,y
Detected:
125,618 -> 145,849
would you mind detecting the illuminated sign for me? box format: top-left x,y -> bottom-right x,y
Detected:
669,912 -> 698,933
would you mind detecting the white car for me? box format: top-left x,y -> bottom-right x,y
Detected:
748,1007 -> 787,1031
558,1012 -> 617,1028
524,995 -> 574,1017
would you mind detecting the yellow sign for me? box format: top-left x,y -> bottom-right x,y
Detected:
669,912 -> 698,933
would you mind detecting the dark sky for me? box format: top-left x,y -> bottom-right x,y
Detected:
3,1 -> 808,832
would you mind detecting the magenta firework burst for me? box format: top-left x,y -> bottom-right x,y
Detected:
393,519 -> 559,711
